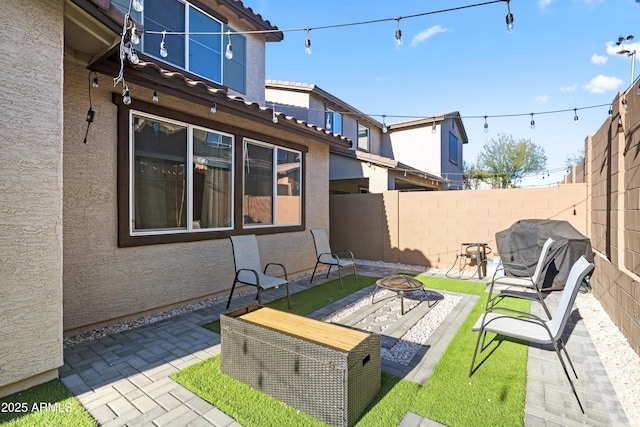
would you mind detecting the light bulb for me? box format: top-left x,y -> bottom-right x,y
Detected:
129,50 -> 139,65
210,102 -> 217,114
505,0 -> 514,32
530,119 -> 535,129
636,85 -> 640,95
92,76 -> 99,88
159,42 -> 168,58
133,0 -> 143,13
506,14 -> 514,32
152,89 -> 159,103
131,26 -> 139,45
483,116 -> 489,133
325,116 -> 332,130
382,125 -> 388,133
431,124 -> 436,134
622,98 -> 629,109
225,42 -> 233,60
122,88 -> 131,105
574,109 -> 579,125
395,29 -> 402,47
272,113 -> 278,124
305,38 -> 311,55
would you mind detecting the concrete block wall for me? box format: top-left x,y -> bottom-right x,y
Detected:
329,185 -> 588,271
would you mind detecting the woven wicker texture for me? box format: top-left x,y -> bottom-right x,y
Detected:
221,306 -> 381,427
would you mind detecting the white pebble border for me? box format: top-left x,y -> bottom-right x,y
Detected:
322,288 -> 462,365
575,292 -> 640,425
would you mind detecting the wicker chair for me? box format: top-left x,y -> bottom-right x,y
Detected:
226,235 -> 291,309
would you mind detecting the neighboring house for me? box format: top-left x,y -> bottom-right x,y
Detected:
0,0 -> 349,397
265,80 -> 468,192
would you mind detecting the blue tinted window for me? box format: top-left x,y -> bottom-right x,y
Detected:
143,0 -> 185,68
189,7 -> 222,82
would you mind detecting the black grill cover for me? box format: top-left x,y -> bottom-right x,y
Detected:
495,219 -> 593,290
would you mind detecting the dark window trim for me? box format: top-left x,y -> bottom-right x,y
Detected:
115,94 -> 306,247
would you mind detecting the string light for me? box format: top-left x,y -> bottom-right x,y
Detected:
431,117 -> 437,133
132,0 -> 143,13
395,18 -> 402,48
304,28 -> 312,55
272,104 -> 279,123
622,98 -> 629,109
91,71 -> 99,88
382,115 -> 388,133
573,108 -> 579,125
211,96 -> 217,114
505,0 -> 514,32
530,113 -> 535,129
225,32 -> 233,60
159,30 -> 168,58
122,85 -> 131,105
130,24 -> 140,45
152,84 -> 159,103
483,115 -> 489,133
144,1 -> 510,53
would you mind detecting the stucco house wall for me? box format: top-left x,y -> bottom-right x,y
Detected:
0,0 -> 64,396
63,61 -> 332,333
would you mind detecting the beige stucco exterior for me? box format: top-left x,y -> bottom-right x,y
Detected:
63,60 -> 332,333
0,0 -> 65,395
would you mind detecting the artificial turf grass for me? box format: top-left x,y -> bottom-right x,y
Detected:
171,355 -> 421,427
0,379 -> 97,427
202,274 -> 379,334
182,273 -> 531,427
410,274 -> 529,427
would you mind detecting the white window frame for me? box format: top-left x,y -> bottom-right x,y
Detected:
243,138 -> 303,228
128,110 -> 234,236
358,123 -> 370,151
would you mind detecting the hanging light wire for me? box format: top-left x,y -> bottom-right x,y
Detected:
144,0 -> 508,38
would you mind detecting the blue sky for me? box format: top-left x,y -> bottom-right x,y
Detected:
249,0 -> 640,186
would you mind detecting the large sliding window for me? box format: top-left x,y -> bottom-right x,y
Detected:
131,112 -> 233,235
244,139 -> 302,227
120,0 -> 246,92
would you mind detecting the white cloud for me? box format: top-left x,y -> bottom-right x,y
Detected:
538,0 -> 553,8
411,25 -> 448,47
606,40 -> 640,56
560,84 -> 578,93
582,75 -> 624,94
534,95 -> 549,104
591,54 -> 607,65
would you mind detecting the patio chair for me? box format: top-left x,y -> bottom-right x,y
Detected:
486,237 -> 555,319
309,229 -> 358,289
469,255 -> 594,413
226,235 -> 291,309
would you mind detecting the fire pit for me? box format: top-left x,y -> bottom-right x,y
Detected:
371,274 -> 432,315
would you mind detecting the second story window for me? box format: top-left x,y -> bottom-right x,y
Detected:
358,123 -> 370,151
131,0 -> 245,92
449,132 -> 459,165
325,108 -> 342,135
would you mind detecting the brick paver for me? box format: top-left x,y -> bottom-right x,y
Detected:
60,265 -> 629,426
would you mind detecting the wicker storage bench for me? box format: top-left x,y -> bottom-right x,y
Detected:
220,305 -> 381,427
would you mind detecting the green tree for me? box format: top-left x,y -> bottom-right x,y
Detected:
476,133 -> 547,189
463,161 -> 491,190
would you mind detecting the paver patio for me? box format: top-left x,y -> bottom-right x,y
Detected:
60,265 -> 629,426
